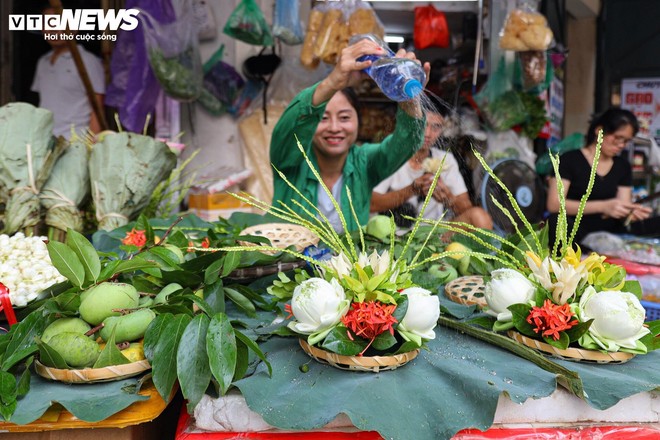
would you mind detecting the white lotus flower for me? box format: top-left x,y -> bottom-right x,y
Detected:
399,287 -> 439,341
288,278 -> 350,336
548,258 -> 587,304
325,253 -> 352,278
578,286 -> 650,351
484,268 -> 536,321
367,249 -> 390,277
525,253 -> 553,291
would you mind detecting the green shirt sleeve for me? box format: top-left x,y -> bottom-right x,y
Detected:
362,106 -> 426,188
270,83 -> 327,171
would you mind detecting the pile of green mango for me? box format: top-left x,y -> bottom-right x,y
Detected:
38,282 -> 182,369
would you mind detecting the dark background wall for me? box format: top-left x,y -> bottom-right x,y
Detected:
597,0 -> 660,110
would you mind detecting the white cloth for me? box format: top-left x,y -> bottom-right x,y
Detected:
317,176 -> 344,233
31,45 -> 105,139
373,148 -> 467,220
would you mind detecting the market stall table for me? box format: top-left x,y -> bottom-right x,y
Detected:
0,379 -> 176,440
175,324 -> 660,440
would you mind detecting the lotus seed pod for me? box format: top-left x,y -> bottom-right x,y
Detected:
47,332 -> 101,368
42,318 -> 92,343
99,308 -> 157,343
79,282 -> 139,325
154,283 -> 182,305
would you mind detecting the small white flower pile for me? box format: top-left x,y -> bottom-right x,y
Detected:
0,233 -> 66,307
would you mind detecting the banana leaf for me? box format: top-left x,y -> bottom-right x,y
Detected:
39,140 -> 90,235
89,132 -> 177,231
0,103 -> 66,234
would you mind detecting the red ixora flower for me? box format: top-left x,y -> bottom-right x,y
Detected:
122,228 -> 147,248
201,237 -> 211,248
526,299 -> 579,341
341,301 -> 398,355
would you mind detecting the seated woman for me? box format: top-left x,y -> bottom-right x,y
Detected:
269,38 -> 430,233
547,107 -> 654,245
370,94 -> 493,230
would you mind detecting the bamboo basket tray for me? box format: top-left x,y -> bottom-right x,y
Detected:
507,331 -> 635,364
299,339 -> 419,373
238,223 -> 319,255
35,359 -> 151,383
444,276 -> 487,308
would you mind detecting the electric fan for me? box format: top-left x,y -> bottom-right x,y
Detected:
479,159 -> 546,234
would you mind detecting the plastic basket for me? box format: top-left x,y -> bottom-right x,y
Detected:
641,300 -> 660,322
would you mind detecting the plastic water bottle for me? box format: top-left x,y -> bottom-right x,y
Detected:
350,34 -> 426,102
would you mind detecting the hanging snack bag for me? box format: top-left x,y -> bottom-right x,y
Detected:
349,1 -> 385,39
313,2 -> 348,65
414,4 -> 450,49
300,3 -> 326,69
273,0 -> 304,45
223,0 -> 274,46
499,1 -> 553,52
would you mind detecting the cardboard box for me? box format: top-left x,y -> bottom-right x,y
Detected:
188,192 -> 254,221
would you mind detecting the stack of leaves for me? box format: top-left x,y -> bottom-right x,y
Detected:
89,132 -> 177,231
0,103 -> 66,235
39,139 -> 90,240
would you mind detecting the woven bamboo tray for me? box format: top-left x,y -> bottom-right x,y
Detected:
299,339 -> 419,373
35,359 -> 151,383
238,223 -> 319,255
444,276 -> 487,308
507,331 -> 635,364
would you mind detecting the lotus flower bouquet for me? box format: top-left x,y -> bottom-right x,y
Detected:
269,248 -> 440,358
431,131 -> 658,358
196,137 -> 478,368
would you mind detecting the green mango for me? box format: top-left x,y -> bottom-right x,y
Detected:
154,283 -> 182,305
79,282 -> 139,326
428,263 -> 459,284
366,215 -> 392,240
99,308 -> 157,343
47,332 -> 101,368
138,296 -> 154,307
42,318 -> 91,343
458,255 -> 471,276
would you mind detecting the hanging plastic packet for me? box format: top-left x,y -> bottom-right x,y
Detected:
230,79 -> 264,118
140,0 -> 203,101
197,44 -> 245,116
413,4 -> 450,49
223,0 -> 274,46
301,0 -> 384,69
273,0 -> 303,45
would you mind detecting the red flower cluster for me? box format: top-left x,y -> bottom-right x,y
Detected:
526,299 -> 578,341
122,228 -> 147,248
341,301 -> 398,355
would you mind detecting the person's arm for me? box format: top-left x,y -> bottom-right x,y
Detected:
364,108 -> 426,188
546,177 -> 640,219
370,175 -> 426,212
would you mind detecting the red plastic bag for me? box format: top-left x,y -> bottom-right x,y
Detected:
414,4 -> 450,49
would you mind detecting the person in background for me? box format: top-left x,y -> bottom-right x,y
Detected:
370,93 -> 493,230
546,108 -> 654,245
270,38 -> 430,233
31,6 -> 105,140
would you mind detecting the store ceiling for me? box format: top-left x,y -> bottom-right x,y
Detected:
370,1 -> 479,35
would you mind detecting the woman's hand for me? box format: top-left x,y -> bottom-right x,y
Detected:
630,204 -> 652,222
603,198 -> 643,219
313,39 -> 386,105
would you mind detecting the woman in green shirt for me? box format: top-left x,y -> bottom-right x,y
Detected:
270,38 -> 430,232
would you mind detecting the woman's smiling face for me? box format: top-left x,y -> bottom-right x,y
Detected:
313,92 -> 359,160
